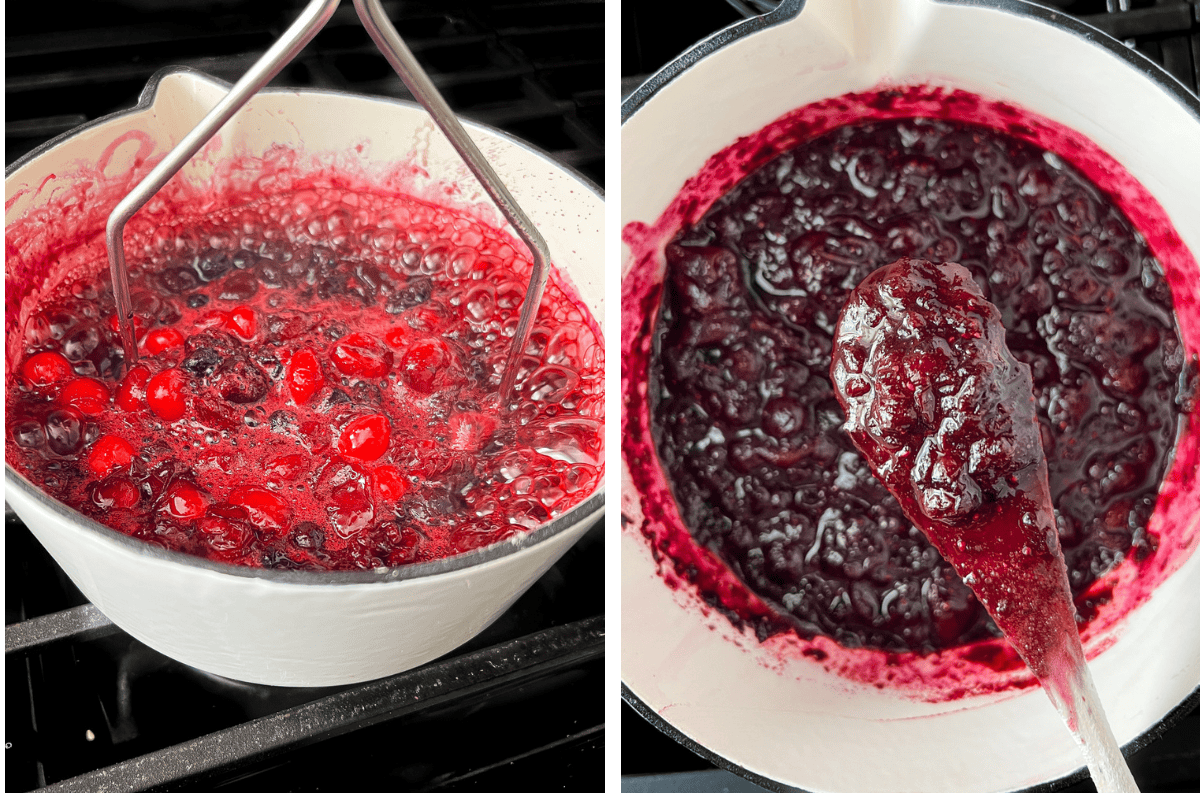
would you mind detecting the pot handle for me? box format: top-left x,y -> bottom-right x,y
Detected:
766,0 -> 807,22
727,0 -> 806,21
622,0 -> 809,121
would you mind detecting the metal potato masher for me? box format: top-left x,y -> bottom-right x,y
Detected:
105,0 -> 552,404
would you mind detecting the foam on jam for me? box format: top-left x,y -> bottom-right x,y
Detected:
7,186 -> 603,571
622,86 -> 1200,699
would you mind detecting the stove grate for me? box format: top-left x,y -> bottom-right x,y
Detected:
8,614 -> 601,792
6,512 -> 604,791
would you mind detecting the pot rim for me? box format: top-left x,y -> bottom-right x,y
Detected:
5,65 -> 606,587
620,0 -> 1200,125
619,0 -> 1200,787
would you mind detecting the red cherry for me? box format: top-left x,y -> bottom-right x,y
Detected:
373,465 -> 409,502
197,515 -> 238,537
193,397 -> 241,430
329,477 -> 374,536
163,480 -> 208,520
269,311 -> 318,341
385,522 -> 422,565
116,365 -> 151,411
224,306 -> 257,340
197,513 -> 251,558
400,339 -> 449,393
196,308 -> 257,340
287,348 -> 324,404
402,437 -> 447,479
337,414 -> 392,462
87,435 -> 136,477
91,476 -> 141,509
263,453 -> 306,482
207,502 -> 250,522
59,378 -> 111,416
198,515 -> 234,535
23,351 -> 74,386
406,304 -> 456,333
298,419 -> 332,452
144,327 -> 185,355
330,332 -> 393,378
228,486 -> 291,532
384,327 -> 410,348
146,368 -> 188,421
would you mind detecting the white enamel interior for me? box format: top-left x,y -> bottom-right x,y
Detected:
6,71 -> 605,687
621,1 -> 1200,791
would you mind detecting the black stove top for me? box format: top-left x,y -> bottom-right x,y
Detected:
7,0 -> 604,182
621,1 -> 1200,791
5,2 -> 604,790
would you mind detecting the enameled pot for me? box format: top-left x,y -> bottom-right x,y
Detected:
6,67 -> 605,687
621,1 -> 1200,791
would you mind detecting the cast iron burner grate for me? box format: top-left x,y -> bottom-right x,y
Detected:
5,1 -> 604,790
7,511 -> 604,791
620,1 -> 1200,791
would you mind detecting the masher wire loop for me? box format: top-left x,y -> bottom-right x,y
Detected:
354,0 -> 552,406
106,0 -> 551,405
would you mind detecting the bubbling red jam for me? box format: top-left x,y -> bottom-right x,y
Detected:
6,187 -> 603,571
650,117 -> 1187,653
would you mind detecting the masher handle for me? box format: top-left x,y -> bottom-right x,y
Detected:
354,0 -> 552,404
106,0 -> 342,366
108,0 -> 550,407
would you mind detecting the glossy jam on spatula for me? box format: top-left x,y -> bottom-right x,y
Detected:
831,257 -> 1138,792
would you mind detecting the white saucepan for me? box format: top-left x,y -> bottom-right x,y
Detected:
6,67 -> 605,687
621,1 -> 1200,791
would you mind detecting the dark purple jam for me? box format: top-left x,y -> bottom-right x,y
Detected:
650,117 -> 1186,653
830,258 -> 1043,527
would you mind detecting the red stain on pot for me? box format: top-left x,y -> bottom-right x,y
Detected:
622,84 -> 1200,700
96,130 -> 157,176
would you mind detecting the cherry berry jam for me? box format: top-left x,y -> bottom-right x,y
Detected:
650,117 -> 1187,653
7,187 -> 603,571
830,257 -> 1044,527
831,258 -> 1076,677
